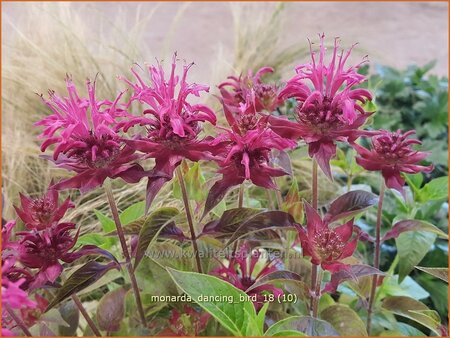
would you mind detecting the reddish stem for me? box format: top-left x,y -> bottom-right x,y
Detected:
176,166 -> 203,273
71,294 -> 102,336
5,305 -> 32,337
104,179 -> 147,328
367,181 -> 386,335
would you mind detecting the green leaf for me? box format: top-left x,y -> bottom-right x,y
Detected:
134,207 -> 180,270
46,261 -> 120,311
94,209 -> 115,233
378,275 -> 430,300
167,268 -> 259,336
382,296 -> 442,335
264,316 -> 338,336
320,304 -> 368,336
415,266 -> 448,283
119,201 -> 145,225
396,230 -> 437,282
77,233 -> 107,247
418,176 -> 448,202
281,178 -> 303,223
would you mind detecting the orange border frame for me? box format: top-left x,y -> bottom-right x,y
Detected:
0,1 -> 449,337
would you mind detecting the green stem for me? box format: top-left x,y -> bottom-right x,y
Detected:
104,179 -> 147,328
176,166 -> 203,273
5,305 -> 32,337
366,180 -> 386,335
71,294 -> 102,337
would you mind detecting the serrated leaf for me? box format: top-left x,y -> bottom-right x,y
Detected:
415,266 -> 448,283
396,231 -> 436,282
383,219 -> 447,241
134,207 -> 180,270
167,268 -> 259,336
324,190 -> 378,223
96,287 -> 127,332
320,304 -> 368,336
264,316 -> 338,336
46,261 -> 120,311
382,296 -> 442,335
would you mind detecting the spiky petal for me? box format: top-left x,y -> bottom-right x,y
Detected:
353,129 -> 433,194
269,34 -> 373,178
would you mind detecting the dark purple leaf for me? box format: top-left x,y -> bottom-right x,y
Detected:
382,219 -> 448,242
58,300 -> 79,336
323,264 -> 384,293
96,287 -> 128,332
201,208 -> 263,237
145,175 -> 171,214
203,177 -> 243,218
272,150 -> 293,176
324,190 -> 378,223
66,245 -> 118,263
246,270 -> 307,295
225,210 -> 296,247
134,207 -> 180,270
46,261 -> 120,311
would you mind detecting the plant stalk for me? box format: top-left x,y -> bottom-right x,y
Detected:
176,166 -> 203,273
238,184 -> 244,208
5,304 -> 32,337
71,294 -> 102,337
312,268 -> 323,318
104,179 -> 147,328
310,159 -> 319,316
366,181 -> 386,335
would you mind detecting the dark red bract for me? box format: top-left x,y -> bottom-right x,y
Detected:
211,243 -> 283,309
298,201 -> 359,272
14,186 -> 74,230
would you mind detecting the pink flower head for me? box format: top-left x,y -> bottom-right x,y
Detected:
36,77 -> 146,193
219,67 -> 280,113
1,259 -> 36,310
353,129 -> 433,194
17,223 -> 80,287
205,127 -> 296,213
219,67 -> 281,136
118,53 -> 217,209
298,201 -> 359,272
269,34 -> 373,178
14,185 -> 74,230
211,242 -> 283,310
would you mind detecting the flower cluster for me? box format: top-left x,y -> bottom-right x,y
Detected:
211,242 -> 283,310
269,34 -> 373,178
297,202 -> 359,272
36,78 -> 146,193
117,54 -> 217,209
353,129 -> 433,194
